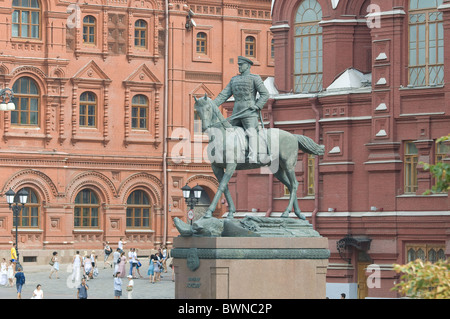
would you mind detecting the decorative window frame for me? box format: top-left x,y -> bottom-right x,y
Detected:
125,189 -> 152,229
70,61 -> 112,146
408,0 -> 444,87
192,26 -> 212,63
11,0 -> 42,40
75,11 -> 101,58
123,64 -> 162,147
126,12 -> 159,62
404,141 -> 419,193
241,29 -> 261,65
2,67 -> 51,143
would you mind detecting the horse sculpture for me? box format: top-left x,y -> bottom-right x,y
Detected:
194,94 -> 324,220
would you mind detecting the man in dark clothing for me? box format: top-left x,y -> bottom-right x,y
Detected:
14,267 -> 25,299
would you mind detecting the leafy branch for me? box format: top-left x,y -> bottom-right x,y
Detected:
421,134 -> 450,195
391,259 -> 450,299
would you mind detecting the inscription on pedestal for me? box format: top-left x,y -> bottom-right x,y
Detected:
187,277 -> 201,288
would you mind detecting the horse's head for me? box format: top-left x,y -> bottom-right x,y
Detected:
194,94 -> 215,132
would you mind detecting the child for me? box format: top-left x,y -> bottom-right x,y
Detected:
126,275 -> 134,299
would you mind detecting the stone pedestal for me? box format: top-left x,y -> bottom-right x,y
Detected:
172,236 -> 329,299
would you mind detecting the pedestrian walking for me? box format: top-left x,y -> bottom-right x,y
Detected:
118,238 -> 124,254
0,258 -> 8,286
103,242 -> 113,268
161,246 -> 168,273
14,267 -> 25,299
77,277 -> 89,299
170,258 -> 175,282
113,248 -> 121,274
7,260 -> 14,287
83,254 -> 93,279
134,248 -> 142,278
91,250 -> 98,277
114,272 -> 122,299
10,243 -> 17,273
128,248 -> 136,277
71,251 -> 82,283
126,275 -> 134,299
148,253 -> 155,283
31,284 -> 44,299
117,252 -> 126,278
49,251 -> 59,279
154,252 -> 162,282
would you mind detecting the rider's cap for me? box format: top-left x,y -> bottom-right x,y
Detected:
237,56 -> 254,65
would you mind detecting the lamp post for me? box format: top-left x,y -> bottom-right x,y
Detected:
0,88 -> 16,111
181,184 -> 203,224
5,188 -> 28,265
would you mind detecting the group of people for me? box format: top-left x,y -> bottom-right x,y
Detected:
70,240 -> 172,299
0,243 -> 41,299
0,258 -> 17,288
70,250 -> 100,282
1,240 -> 173,299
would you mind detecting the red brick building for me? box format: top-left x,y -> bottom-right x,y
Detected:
223,0 -> 449,298
0,0 -> 273,262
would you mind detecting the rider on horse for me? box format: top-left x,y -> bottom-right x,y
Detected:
213,56 -> 270,162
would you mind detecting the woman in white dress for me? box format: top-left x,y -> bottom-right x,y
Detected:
7,260 -> 14,287
0,258 -> 8,286
71,251 -> 82,282
84,255 -> 93,279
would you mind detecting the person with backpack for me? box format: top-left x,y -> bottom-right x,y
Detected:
103,242 -> 113,269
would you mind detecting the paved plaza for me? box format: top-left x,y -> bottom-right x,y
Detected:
0,261 -> 175,299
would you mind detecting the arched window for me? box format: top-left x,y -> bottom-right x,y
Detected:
245,36 -> 256,57
409,0 -> 444,86
196,32 -> 207,55
83,15 -> 96,44
12,187 -> 40,227
134,19 -> 147,48
126,190 -> 151,228
12,0 -> 40,39
131,94 -> 148,130
79,91 -> 97,127
74,189 -> 99,228
293,0 -> 323,93
11,77 -> 39,126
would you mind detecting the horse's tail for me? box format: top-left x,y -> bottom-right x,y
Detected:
295,135 -> 325,156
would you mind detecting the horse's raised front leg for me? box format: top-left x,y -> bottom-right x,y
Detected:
211,165 -> 236,218
204,164 -> 237,218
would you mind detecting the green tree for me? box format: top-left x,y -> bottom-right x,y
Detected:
391,259 -> 450,299
422,134 -> 450,194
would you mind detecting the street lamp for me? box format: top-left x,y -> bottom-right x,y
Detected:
181,184 -> 204,223
0,88 -> 16,111
5,188 -> 28,265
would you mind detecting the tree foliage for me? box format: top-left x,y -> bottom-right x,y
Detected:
391,259 -> 450,299
422,134 -> 450,194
